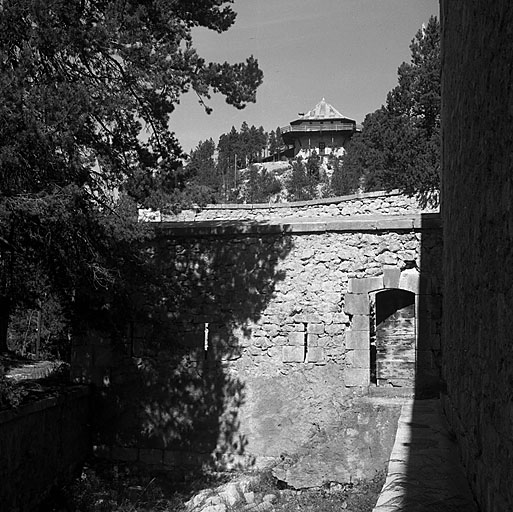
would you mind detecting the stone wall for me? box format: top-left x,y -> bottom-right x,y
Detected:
441,2 -> 513,511
0,386 -> 90,511
73,213 -> 442,477
140,190 -> 439,223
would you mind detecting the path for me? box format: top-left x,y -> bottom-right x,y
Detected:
373,398 -> 479,512
1,354 -> 60,381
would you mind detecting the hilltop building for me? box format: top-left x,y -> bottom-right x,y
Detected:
280,98 -> 358,161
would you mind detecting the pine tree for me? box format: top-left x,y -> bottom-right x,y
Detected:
342,16 -> 440,202
268,130 -> 278,160
186,139 -> 220,202
287,157 -> 316,201
330,156 -> 361,196
244,164 -> 281,203
0,0 -> 263,351
275,127 -> 285,153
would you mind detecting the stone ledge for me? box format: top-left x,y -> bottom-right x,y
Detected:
155,213 -> 441,237
373,399 -> 478,512
165,190 -> 407,211
0,385 -> 90,424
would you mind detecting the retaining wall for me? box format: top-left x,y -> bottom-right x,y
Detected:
0,386 -> 90,511
441,1 -> 513,510
140,190 -> 439,223
73,213 -> 442,478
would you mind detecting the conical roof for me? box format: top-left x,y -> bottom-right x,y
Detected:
295,98 -> 350,121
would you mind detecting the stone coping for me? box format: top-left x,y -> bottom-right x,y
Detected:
372,398 -> 478,512
0,385 -> 90,424
190,190 -> 406,210
155,213 -> 441,237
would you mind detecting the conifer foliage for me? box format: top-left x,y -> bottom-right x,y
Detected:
0,0 -> 263,352
187,122 -> 270,203
342,16 -> 440,202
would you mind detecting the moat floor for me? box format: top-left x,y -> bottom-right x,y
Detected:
373,398 -> 479,512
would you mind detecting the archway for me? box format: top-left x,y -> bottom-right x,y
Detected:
344,269 -> 440,390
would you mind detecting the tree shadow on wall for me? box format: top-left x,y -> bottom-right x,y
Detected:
84,225 -> 293,475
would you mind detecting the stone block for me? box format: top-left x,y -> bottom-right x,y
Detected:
383,267 -> 401,289
267,346 -> 280,358
187,348 -> 204,362
349,276 -> 383,293
430,334 -> 441,350
376,251 -> 398,265
163,450 -> 181,467
417,328 -> 434,352
345,369 -> 369,387
139,448 -> 163,465
271,336 -> 286,346
325,323 -> 344,335
346,330 -> 369,350
417,349 -> 436,369
92,444 -> 111,458
300,248 -> 315,260
218,484 -> 241,507
303,313 -> 322,323
70,366 -> 89,383
351,315 -> 370,331
306,347 -> 326,363
324,292 -> 341,304
282,346 -> 304,363
209,327 -> 231,344
163,450 -> 207,467
347,349 -> 370,369
332,312 -> 349,323
71,346 -> 93,365
90,367 -> 111,387
307,323 -> 324,334
332,335 -> 345,346
398,269 -> 421,294
180,331 -> 204,348
307,334 -> 319,346
344,293 -> 369,315
93,346 -> 113,367
220,349 -> 242,362
244,492 -> 255,504
111,446 -> 138,462
288,332 -> 305,346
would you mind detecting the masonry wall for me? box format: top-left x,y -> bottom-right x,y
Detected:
73,214 -> 442,474
0,387 -> 90,511
441,2 -> 513,511
145,190 -> 439,223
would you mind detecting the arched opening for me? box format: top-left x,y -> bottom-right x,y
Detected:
372,289 -> 416,387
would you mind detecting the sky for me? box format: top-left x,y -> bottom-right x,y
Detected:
170,0 -> 439,153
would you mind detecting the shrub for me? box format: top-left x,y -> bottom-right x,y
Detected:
0,365 -> 27,408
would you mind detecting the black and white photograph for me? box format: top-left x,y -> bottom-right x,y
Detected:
0,1 -> 508,511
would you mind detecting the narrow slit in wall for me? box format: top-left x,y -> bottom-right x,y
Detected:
303,323 -> 308,362
204,322 -> 209,360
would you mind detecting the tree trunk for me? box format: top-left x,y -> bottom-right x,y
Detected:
0,295 -> 10,353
